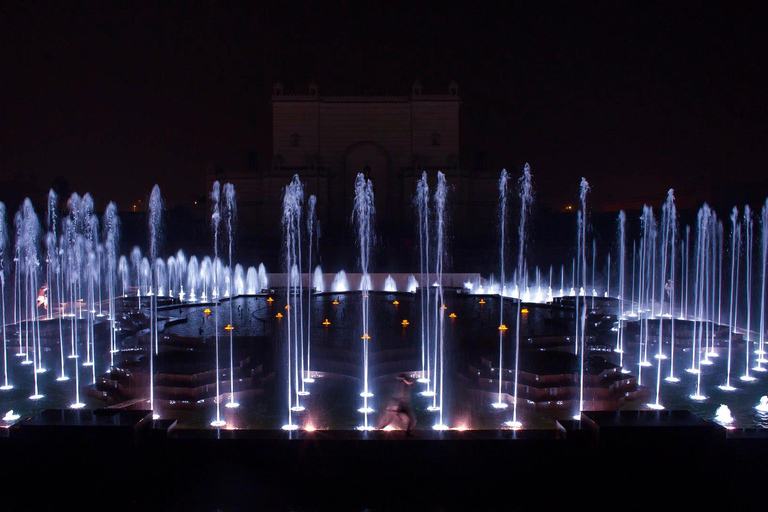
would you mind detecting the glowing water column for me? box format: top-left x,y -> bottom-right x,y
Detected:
148,185 -> 163,420
353,173 -> 376,431
493,169 -> 510,411
210,182 -> 226,427
506,164 -> 533,429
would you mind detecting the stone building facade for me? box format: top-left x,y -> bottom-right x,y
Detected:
209,81 -> 500,271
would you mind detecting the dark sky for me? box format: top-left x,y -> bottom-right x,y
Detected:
1,2 -> 767,213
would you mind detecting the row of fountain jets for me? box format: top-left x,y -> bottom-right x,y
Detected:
2,165 -> 768,428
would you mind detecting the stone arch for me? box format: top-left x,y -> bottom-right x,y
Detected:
341,141 -> 391,220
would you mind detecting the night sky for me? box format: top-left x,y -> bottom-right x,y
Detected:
1,2 -> 766,213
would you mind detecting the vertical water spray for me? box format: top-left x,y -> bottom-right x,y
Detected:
756,200 -> 768,371
616,211 -> 627,371
432,172 -> 449,429
720,207 -> 740,391
507,164 -> 533,429
689,204 -> 711,401
281,175 -> 304,429
304,195 -> 318,385
742,206 -> 756,381
416,172 -> 432,388
577,178 -> 590,417
209,182 -> 226,427
21,199 -> 44,400
65,194 -> 85,408
0,203 -> 11,390
493,169 -> 509,410
352,173 -> 375,429
148,185 -> 163,419
666,196 -> 680,383
46,189 -> 66,382
649,190 -> 676,408
223,183 -> 240,409
104,203 -> 119,368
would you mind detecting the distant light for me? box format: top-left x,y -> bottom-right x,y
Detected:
267,297 -> 274,304
521,308 -> 529,314
392,300 -> 399,306
203,308 -> 211,315
276,312 -> 283,318
401,320 -> 410,327
224,324 -> 234,331
332,299 -> 340,305
322,319 -> 331,326
449,313 -> 457,318
498,324 -> 508,331
479,299 -> 486,305
361,333 -> 371,339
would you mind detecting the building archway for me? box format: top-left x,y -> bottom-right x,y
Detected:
342,141 -> 391,224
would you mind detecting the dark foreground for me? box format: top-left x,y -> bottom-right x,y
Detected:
2,408 -> 766,512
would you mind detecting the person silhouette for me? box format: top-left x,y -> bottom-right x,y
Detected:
379,374 -> 417,434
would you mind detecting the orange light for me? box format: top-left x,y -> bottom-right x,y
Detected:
479,299 -> 486,305
401,320 -> 410,327
224,324 -> 234,331
304,424 -> 316,432
276,312 -> 283,318
363,294 -> 369,298
498,324 -> 508,331
392,300 -> 399,306
285,305 -> 291,310
521,308 -> 529,314
449,313 -> 457,318
441,304 -> 448,310
203,308 -> 211,315
332,299 -> 340,305
322,319 -> 331,326
362,334 -> 371,339
267,297 -> 274,304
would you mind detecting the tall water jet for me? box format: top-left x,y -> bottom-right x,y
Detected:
223,183 -> 240,409
281,175 -> 304,429
46,190 -> 66,382
103,202 -> 119,368
415,172 -> 432,387
209,182 -> 226,427
305,194 -> 318,384
148,185 -> 163,419
493,169 -> 509,410
432,172 -> 449,429
507,164 -> 533,429
720,207 -> 740,391
689,204 -> 711,401
665,196 -> 680,383
353,173 -> 375,430
21,199 -> 44,400
756,199 -> 768,371
742,206 -> 756,381
0,203 -> 11,390
649,190 -> 676,408
615,211 -> 627,370
65,195 -> 85,408
576,178 -> 590,418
